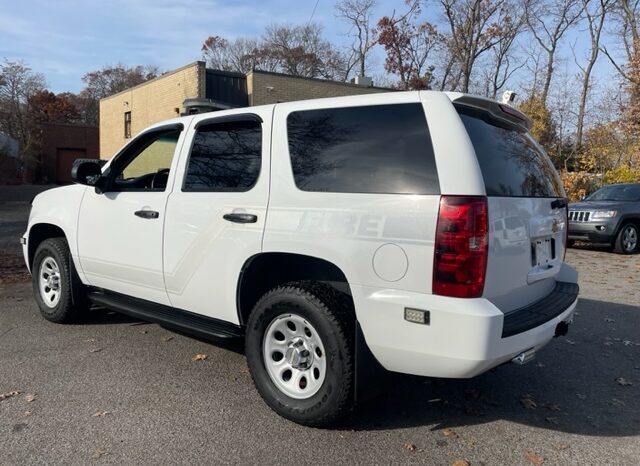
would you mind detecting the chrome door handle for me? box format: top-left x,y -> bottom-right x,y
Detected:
134,210 -> 159,219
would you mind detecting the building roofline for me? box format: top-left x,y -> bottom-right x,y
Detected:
205,68 -> 246,79
100,61 -> 205,102
246,69 -> 391,91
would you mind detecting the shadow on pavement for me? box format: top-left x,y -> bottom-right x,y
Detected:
55,296 -> 640,437
344,297 -> 640,437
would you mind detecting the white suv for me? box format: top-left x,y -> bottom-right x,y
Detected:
23,91 -> 579,426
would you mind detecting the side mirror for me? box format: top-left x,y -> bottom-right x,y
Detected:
71,159 -> 104,187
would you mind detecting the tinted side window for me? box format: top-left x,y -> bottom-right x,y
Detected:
184,120 -> 261,192
456,106 -> 563,198
286,103 -> 439,194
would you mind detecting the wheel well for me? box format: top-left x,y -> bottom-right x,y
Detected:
236,253 -> 353,325
28,223 -> 66,268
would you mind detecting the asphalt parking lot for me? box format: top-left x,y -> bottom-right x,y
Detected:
1,188 -> 639,465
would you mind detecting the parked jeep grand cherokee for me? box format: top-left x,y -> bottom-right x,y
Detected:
568,183 -> 640,254
22,91 -> 579,426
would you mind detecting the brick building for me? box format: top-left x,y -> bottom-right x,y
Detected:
41,123 -> 99,183
99,61 -> 388,158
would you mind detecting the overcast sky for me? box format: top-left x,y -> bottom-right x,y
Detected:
0,0 -> 621,96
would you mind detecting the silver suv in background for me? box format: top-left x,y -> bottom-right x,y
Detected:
568,183 -> 640,254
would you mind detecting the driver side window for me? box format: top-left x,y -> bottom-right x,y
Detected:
111,128 -> 181,192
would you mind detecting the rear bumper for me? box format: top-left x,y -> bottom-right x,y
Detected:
352,267 -> 579,378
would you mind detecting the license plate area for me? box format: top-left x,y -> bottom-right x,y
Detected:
531,238 -> 556,267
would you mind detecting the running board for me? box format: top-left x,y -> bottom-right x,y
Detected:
87,289 -> 244,340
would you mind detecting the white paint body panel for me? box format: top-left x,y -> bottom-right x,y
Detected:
75,118 -> 192,305
23,91 -> 579,379
23,184 -> 87,276
162,106 -> 274,323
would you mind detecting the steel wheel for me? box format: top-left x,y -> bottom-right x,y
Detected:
263,313 -> 327,399
38,256 -> 62,308
621,225 -> 638,252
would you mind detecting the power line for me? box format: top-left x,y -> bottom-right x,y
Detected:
308,0 -> 320,25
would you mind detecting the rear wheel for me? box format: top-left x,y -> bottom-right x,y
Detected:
245,282 -> 354,427
32,238 -> 86,323
614,223 -> 639,254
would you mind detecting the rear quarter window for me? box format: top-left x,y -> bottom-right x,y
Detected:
456,105 -> 564,198
286,103 -> 439,194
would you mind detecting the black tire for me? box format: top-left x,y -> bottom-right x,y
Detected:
32,237 -> 86,323
245,281 -> 355,427
614,223 -> 639,254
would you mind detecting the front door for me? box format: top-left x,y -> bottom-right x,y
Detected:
77,124 -> 187,305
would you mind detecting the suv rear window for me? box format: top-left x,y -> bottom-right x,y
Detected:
456,105 -> 563,198
286,103 -> 439,194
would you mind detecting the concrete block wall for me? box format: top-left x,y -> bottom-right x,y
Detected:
99,62 -> 205,159
247,71 -> 388,106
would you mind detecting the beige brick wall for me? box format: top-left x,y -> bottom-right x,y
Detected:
247,71 -> 388,106
99,62 -> 205,159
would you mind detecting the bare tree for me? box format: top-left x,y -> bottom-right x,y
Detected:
335,0 -> 378,78
483,2 -> 527,98
263,24 -> 349,80
525,0 -> 584,105
601,0 -> 639,82
574,0 -> 612,149
0,60 -> 46,161
378,1 -> 441,90
439,0 -> 508,93
201,36 -> 279,73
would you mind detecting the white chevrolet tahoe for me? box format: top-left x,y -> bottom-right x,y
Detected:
23,91 -> 579,426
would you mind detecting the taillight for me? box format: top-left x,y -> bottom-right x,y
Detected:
433,196 -> 488,298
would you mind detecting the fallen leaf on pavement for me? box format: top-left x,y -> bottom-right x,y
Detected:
554,444 -> 570,451
545,416 -> 560,425
610,398 -> 626,407
24,393 -> 37,402
576,393 -> 587,400
451,460 -> 470,466
163,336 -> 174,342
93,448 -> 108,458
403,442 -> 416,451
93,411 -> 112,417
442,428 -> 458,438
193,353 -> 208,361
0,390 -> 21,401
24,411 -> 31,416
604,318 -> 615,323
565,339 -> 576,345
520,395 -> 537,409
525,450 -> 544,465
83,338 -> 96,342
89,348 -> 102,353
544,403 -> 561,411
615,377 -> 633,386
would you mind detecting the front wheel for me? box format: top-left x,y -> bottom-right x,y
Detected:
245,282 -> 354,427
32,238 -> 85,323
614,223 -> 639,254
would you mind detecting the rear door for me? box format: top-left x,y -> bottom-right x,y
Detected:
455,103 -> 567,312
162,109 -> 272,324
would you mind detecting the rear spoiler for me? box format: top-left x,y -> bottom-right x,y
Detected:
448,94 -> 532,131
